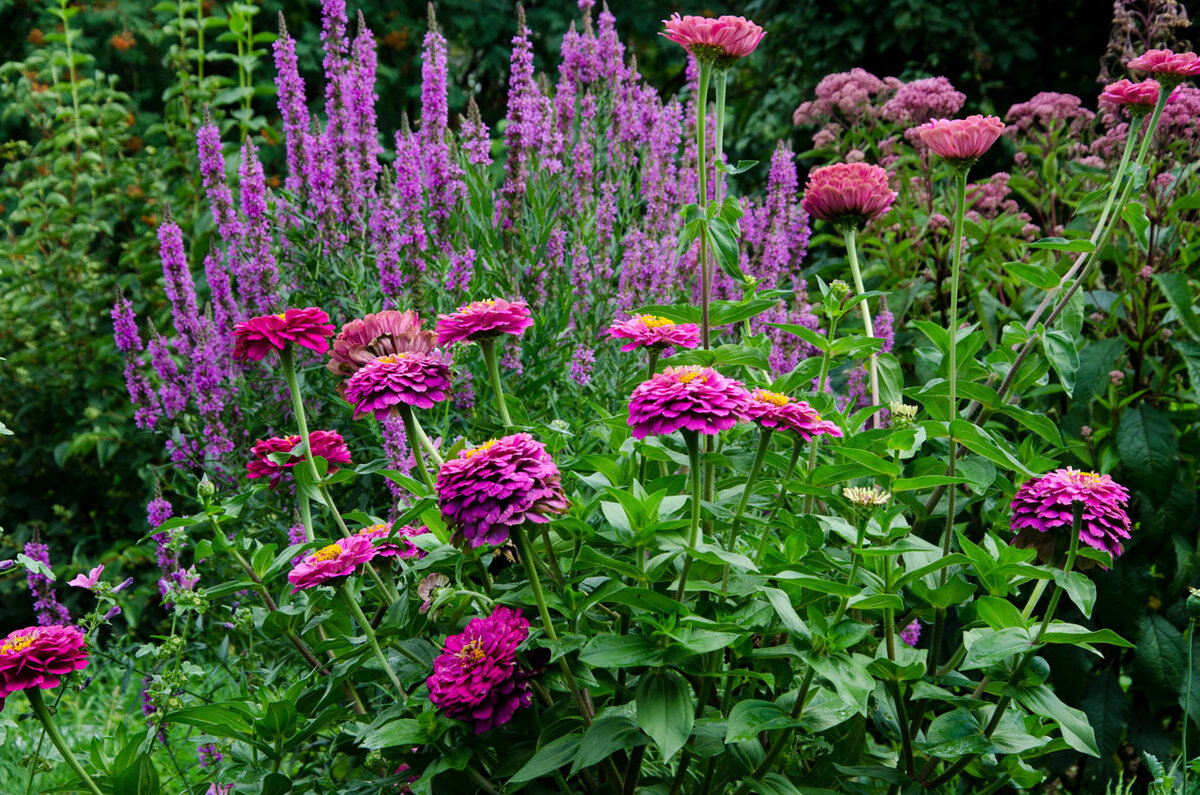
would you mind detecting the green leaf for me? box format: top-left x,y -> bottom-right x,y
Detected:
762,588 -> 810,639
636,669 -> 694,762
262,773 -> 292,795
949,420 -> 1036,477
360,718 -> 425,750
1028,237 -> 1095,253
1006,262 -> 1060,290
509,733 -> 583,783
1042,329 -> 1079,396
1171,339 -> 1200,399
706,217 -> 747,285
725,700 -> 799,744
1122,201 -> 1150,248
769,322 -> 829,353
974,596 -> 1027,630
962,627 -> 1031,669
113,753 -> 159,795
1153,272 -> 1200,339
1051,569 -> 1096,618
709,298 -> 782,327
1116,404 -> 1178,500
579,634 -> 664,667
876,354 -> 904,404
1015,684 -> 1100,757
1133,615 -> 1186,694
924,708 -> 992,759
890,475 -> 970,492
572,712 -> 646,775
1040,624 -> 1132,648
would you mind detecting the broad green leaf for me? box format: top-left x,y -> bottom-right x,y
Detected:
509,733 -> 583,783
725,699 -> 800,743
1121,201 -> 1149,248
1015,684 -> 1100,757
950,420 -> 1036,477
1006,261 -> 1060,290
636,669 -> 694,762
1133,614 -> 1186,694
1028,237 -> 1095,253
1042,329 -> 1079,396
572,712 -> 646,775
579,634 -> 665,668
1116,404 -> 1178,500
1153,272 -> 1200,339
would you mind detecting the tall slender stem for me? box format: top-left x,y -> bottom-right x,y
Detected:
409,411 -> 444,468
479,338 -> 513,428
713,68 -> 728,204
731,666 -> 816,795
721,429 -> 771,594
832,519 -> 869,624
676,431 -> 703,601
339,583 -> 407,699
398,405 -> 435,492
758,438 -> 803,565
25,689 -> 104,795
802,312 -> 840,515
298,492 -> 314,544
843,227 -> 879,409
942,168 -> 969,560
696,60 -> 713,350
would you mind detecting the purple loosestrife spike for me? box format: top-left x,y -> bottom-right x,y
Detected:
273,16 -> 308,194
237,138 -> 280,314
23,537 -> 70,626
157,213 -> 202,343
460,96 -> 492,167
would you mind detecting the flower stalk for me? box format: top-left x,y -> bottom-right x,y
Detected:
843,227 -> 879,409
25,688 -> 104,795
479,337 -> 513,428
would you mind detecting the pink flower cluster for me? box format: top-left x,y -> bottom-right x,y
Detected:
744,390 -> 844,441
660,14 -> 764,61
917,115 -> 1004,167
606,315 -> 701,352
327,310 -> 437,378
232,307 -> 335,361
287,534 -> 378,591
356,523 -> 428,560
344,352 -> 453,417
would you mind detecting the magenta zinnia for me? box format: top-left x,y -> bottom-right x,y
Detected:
744,390 -> 844,441
801,162 -> 897,229
246,430 -> 352,488
436,299 -> 533,346
660,14 -> 765,62
1127,48 -> 1200,79
627,366 -> 752,439
606,315 -> 702,353
327,310 -> 437,378
356,522 -> 428,560
343,352 -> 453,417
0,625 -> 89,709
436,434 -> 569,548
287,534 -> 378,591
427,606 -> 536,734
232,307 -> 335,361
1099,79 -> 1164,114
917,115 -> 1005,167
1010,467 -> 1132,563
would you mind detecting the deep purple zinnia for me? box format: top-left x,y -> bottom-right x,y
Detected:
435,299 -> 533,346
356,522 -> 428,560
606,315 -> 702,353
627,366 -> 752,439
744,389 -> 844,441
0,625 -> 89,711
426,606 -> 536,734
436,434 -> 569,548
246,430 -> 352,489
232,307 -> 335,361
287,534 -> 378,592
327,310 -> 437,378
343,352 -> 453,417
1010,467 -> 1132,563
801,162 -> 896,229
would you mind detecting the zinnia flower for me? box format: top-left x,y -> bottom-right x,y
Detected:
1127,48 -> 1200,84
606,315 -> 702,353
418,573 -> 451,614
744,390 -> 844,441
1010,467 -> 1132,563
801,162 -> 897,229
356,523 -> 428,560
436,434 -> 569,548
232,307 -> 335,361
427,606 -> 537,733
327,310 -> 437,378
626,366 -> 752,439
436,299 -> 533,347
0,625 -> 89,709
343,352 -> 453,417
917,115 -> 1005,167
660,14 -> 765,62
246,430 -> 352,489
1099,79 -> 1164,114
287,534 -> 378,591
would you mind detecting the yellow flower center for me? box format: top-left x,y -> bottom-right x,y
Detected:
459,639 -> 487,665
640,315 -> 675,329
677,371 -> 708,385
463,439 -> 498,459
275,313 -> 287,321
1,631 -> 35,656
358,524 -> 389,536
755,390 -> 790,407
1067,469 -> 1103,487
313,543 -> 343,562
375,354 -> 407,365
459,299 -> 498,313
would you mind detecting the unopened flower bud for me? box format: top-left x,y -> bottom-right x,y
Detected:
1188,588 -> 1200,619
114,577 -> 134,594
889,403 -> 917,429
844,486 -> 890,521
103,606 -> 122,621
0,560 -> 13,572
829,280 -> 851,301
197,475 -> 215,500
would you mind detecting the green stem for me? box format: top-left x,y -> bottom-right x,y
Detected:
731,667 -> 816,795
758,438 -> 803,565
802,312 -> 840,514
843,227 -> 879,410
59,0 -> 83,154
398,405 -> 435,492
832,519 -> 868,624
409,411 -> 444,468
721,429 -> 771,595
714,68 -> 728,204
25,689 -> 104,795
676,431 -> 703,601
1187,616 -> 1195,795
696,60 -> 713,350
479,338 -> 513,428
297,493 -> 314,544
339,583 -> 407,699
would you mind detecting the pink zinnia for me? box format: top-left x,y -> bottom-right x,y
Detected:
343,352 -> 453,417
327,310 -> 437,378
606,315 -> 702,353
801,162 -> 896,229
1127,48 -> 1200,80
917,115 -> 1005,167
436,299 -> 533,347
427,606 -> 537,734
232,307 -> 335,361
0,625 -> 89,709
436,434 -> 569,548
660,14 -> 765,61
627,366 -> 752,440
356,522 -> 428,560
287,534 -> 378,591
744,390 -> 844,441
1099,79 -> 1164,114
1010,467 -> 1132,563
246,430 -> 352,489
